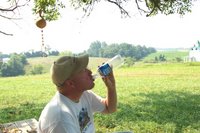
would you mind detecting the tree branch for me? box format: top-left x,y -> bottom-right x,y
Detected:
0,0 -> 30,36
0,30 -> 13,36
106,0 -> 130,17
135,0 -> 149,14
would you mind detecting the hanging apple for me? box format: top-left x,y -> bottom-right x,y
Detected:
36,17 -> 46,29
35,10 -> 46,29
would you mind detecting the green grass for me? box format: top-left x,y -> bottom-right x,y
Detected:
1,59 -> 200,132
93,63 -> 200,133
143,51 -> 189,62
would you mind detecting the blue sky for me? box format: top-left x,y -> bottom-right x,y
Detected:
1,1 -> 200,54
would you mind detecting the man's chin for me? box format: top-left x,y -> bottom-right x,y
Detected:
90,82 -> 95,90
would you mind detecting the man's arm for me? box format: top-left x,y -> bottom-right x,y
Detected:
101,69 -> 117,114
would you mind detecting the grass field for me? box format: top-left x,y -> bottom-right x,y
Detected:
1,58 -> 200,132
142,51 -> 189,62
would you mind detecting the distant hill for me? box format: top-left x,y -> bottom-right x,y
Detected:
143,50 -> 189,62
156,48 -> 190,51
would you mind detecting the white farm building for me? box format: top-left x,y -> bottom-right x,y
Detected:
188,41 -> 200,62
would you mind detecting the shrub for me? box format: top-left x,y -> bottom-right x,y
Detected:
124,57 -> 136,67
30,65 -> 44,75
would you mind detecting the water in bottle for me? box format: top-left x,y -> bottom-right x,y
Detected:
92,54 -> 124,79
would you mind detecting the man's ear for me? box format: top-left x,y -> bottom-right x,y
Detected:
65,79 -> 75,88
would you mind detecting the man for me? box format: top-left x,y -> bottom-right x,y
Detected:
38,54 -> 117,133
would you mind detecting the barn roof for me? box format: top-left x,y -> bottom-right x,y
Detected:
191,41 -> 200,50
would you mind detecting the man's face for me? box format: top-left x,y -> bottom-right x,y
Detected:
70,68 -> 95,91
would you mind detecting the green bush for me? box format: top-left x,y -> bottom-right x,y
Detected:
30,65 -> 44,75
123,57 -> 136,67
0,54 -> 26,77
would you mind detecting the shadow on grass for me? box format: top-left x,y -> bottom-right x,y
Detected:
95,90 -> 200,133
114,90 -> 200,132
1,91 -> 200,133
0,102 -> 45,124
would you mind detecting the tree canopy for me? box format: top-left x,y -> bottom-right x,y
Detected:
0,0 -> 197,35
33,0 -> 196,21
87,41 -> 156,60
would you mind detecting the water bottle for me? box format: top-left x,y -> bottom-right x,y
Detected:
92,54 -> 124,79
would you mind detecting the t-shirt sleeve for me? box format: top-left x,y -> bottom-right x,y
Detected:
86,90 -> 105,113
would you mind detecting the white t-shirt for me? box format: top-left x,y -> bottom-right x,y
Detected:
38,90 -> 105,133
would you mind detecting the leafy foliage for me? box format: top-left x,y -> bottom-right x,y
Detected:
23,50 -> 59,58
87,41 -> 156,60
0,54 -> 27,77
30,65 -> 44,75
0,0 -> 197,35
124,57 -> 136,67
31,0 -> 196,21
155,54 -> 167,62
33,0 -> 65,21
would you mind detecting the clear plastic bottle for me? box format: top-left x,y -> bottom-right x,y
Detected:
92,54 -> 124,79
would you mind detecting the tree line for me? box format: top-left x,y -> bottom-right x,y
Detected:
86,41 -> 156,60
0,50 -> 59,59
23,50 -> 59,58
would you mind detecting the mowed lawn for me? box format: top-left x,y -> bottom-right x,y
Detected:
0,62 -> 200,133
